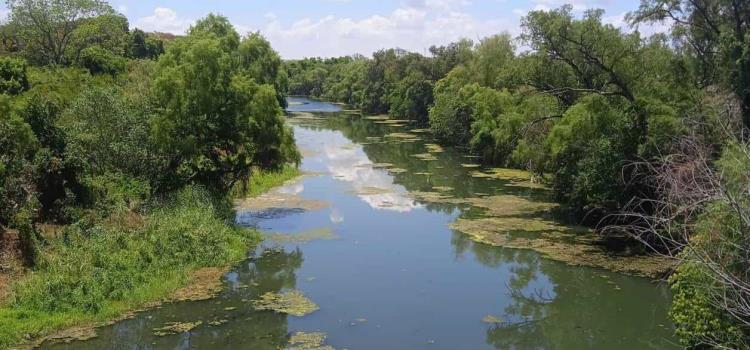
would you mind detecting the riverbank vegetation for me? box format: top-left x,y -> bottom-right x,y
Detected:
0,1 -> 298,347
285,2 -> 750,347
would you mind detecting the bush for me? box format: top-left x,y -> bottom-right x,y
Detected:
0,57 -> 29,95
78,46 -> 126,75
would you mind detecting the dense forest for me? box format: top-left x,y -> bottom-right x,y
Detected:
0,0 -> 298,347
0,0 -> 749,348
285,2 -> 750,348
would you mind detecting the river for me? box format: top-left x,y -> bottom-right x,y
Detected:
42,96 -> 677,349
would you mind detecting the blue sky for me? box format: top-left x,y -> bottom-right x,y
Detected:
2,0 -> 669,59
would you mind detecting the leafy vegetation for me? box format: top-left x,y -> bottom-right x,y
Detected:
0,2 -> 298,347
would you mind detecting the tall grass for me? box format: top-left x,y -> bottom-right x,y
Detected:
0,186 -> 260,348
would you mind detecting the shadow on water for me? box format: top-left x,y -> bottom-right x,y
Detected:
43,97 -> 677,350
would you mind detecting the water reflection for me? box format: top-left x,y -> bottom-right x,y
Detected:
295,126 -> 421,213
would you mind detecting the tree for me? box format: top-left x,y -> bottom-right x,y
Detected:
629,0 -> 750,133
6,0 -> 115,65
151,14 -> 298,193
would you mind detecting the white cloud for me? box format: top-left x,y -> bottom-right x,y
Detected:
134,7 -> 194,34
260,2 -> 515,58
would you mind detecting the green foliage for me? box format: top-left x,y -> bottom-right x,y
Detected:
669,259 -> 744,348
0,56 -> 29,94
0,186 -> 259,347
77,45 -> 126,75
128,29 -> 164,59
7,0 -> 115,65
0,95 -> 37,227
151,14 -> 298,193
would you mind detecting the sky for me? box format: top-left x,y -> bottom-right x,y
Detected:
0,0 -> 671,59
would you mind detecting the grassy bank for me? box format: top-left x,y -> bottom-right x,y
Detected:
0,168 -> 299,349
231,165 -> 301,198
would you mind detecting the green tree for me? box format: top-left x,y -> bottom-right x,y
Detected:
629,0 -> 750,133
6,0 -> 115,65
151,14 -> 298,193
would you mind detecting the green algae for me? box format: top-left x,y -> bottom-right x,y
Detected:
264,227 -> 339,244
433,186 -> 454,192
234,177 -> 329,212
482,315 -> 504,324
450,217 -> 673,278
385,132 -> 418,139
425,144 -> 444,153
371,163 -> 394,169
461,164 -> 481,168
252,290 -> 319,317
365,115 -> 390,121
411,153 -> 438,161
287,332 -> 334,350
153,321 -> 202,336
409,128 -> 432,134
351,186 -> 394,195
290,112 -> 324,120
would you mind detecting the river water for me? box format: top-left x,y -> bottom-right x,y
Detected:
44,97 -> 677,349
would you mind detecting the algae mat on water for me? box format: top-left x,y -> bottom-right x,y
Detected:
408,188 -> 673,277
234,175 -> 329,212
287,332 -> 335,350
252,290 -> 319,317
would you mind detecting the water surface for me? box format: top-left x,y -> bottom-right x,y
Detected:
44,98 -> 676,350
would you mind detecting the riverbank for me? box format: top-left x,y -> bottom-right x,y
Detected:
0,168 -> 299,349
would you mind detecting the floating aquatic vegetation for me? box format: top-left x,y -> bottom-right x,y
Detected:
44,327 -> 98,344
433,186 -> 454,192
264,227 -> 339,244
351,186 -> 394,195
409,128 -> 432,134
468,171 -> 494,179
170,267 -> 228,302
365,115 -> 390,121
409,191 -> 470,204
290,112 -> 324,120
234,178 -> 329,212
153,321 -> 202,336
451,218 -> 673,277
482,315 -> 504,324
414,172 -> 432,176
387,168 -> 408,174
486,168 -> 533,181
371,163 -> 394,169
461,163 -> 481,168
287,332 -> 334,350
425,144 -> 444,153
411,153 -> 438,161
465,195 -> 557,217
208,319 -> 228,326
375,119 -> 407,124
385,132 -> 418,139
252,290 -> 319,317
450,217 -> 560,237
